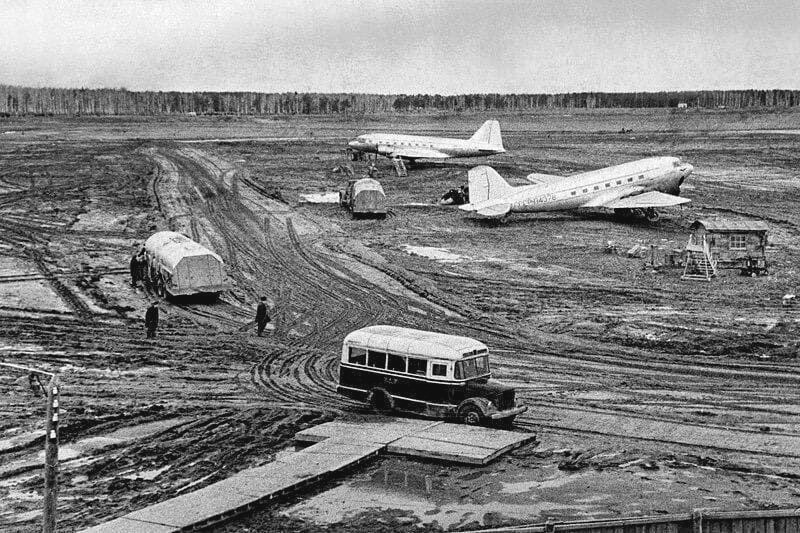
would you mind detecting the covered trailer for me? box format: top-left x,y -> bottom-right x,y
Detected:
143,231 -> 231,298
339,178 -> 387,218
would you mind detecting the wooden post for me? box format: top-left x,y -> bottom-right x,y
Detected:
43,375 -> 59,533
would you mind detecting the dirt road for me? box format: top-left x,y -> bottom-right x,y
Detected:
2,112 -> 800,531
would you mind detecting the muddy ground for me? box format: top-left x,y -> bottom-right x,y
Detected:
1,109 -> 800,532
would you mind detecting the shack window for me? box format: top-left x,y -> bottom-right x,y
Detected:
431,363 -> 447,377
730,234 -> 746,250
367,350 -> 386,368
387,353 -> 406,372
407,357 -> 427,375
348,347 -> 366,365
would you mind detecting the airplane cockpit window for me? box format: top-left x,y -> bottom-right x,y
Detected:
673,160 -> 682,168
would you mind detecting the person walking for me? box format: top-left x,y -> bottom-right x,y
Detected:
255,297 -> 271,337
145,301 -> 159,339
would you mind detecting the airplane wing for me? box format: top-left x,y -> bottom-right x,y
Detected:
525,172 -> 563,185
386,147 -> 450,159
602,191 -> 691,209
459,202 -> 511,219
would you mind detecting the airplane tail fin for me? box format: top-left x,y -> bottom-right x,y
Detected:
469,120 -> 503,150
467,165 -> 514,203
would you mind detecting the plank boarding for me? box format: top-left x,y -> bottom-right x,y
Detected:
295,417 -> 535,465
82,418 -> 533,532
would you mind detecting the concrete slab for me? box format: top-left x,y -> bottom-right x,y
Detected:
126,477 -> 260,527
387,436 -> 495,464
81,517 -> 177,533
295,418 -> 440,445
415,423 -> 533,450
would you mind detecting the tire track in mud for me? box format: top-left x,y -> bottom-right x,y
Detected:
148,145 -> 800,457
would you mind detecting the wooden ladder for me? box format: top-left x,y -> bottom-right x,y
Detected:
682,237 -> 717,281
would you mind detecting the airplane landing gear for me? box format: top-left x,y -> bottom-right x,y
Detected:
643,208 -> 659,222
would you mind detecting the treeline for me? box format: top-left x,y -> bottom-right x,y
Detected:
1,85 -> 799,116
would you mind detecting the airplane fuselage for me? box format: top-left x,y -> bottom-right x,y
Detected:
348,133 -> 505,159
494,157 -> 690,214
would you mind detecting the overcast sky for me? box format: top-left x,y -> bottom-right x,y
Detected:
2,0 -> 799,94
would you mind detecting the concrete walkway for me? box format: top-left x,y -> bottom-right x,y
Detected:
82,418 -> 534,532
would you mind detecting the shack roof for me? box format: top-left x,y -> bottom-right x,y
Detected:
144,231 -> 223,271
343,325 -> 487,361
690,219 -> 769,233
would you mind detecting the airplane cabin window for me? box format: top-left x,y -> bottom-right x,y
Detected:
571,191 -> 577,196
583,188 -> 588,193
628,177 -> 633,182
616,180 -> 622,185
594,186 -> 600,190
638,175 -> 644,180
605,183 -> 611,188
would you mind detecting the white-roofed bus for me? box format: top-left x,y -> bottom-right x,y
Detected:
337,325 -> 526,427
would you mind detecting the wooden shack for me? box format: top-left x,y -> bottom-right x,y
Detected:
688,219 -> 769,275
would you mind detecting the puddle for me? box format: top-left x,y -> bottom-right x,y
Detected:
402,245 -> 463,263
283,461 -> 602,529
300,192 -> 340,204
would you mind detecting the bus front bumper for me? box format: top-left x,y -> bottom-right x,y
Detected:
488,405 -> 527,420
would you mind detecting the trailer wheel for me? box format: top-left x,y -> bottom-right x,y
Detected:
459,405 -> 483,426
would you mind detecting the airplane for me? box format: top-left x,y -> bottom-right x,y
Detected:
459,156 -> 694,221
346,120 -> 505,163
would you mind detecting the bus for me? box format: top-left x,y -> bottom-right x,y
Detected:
337,325 -> 526,426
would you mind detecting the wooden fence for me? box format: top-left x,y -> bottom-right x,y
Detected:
478,508 -> 800,533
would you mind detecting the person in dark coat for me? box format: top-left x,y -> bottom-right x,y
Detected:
145,301 -> 159,339
130,253 -> 139,286
255,297 -> 270,337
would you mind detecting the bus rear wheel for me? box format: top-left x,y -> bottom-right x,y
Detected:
459,405 -> 483,426
368,389 -> 393,414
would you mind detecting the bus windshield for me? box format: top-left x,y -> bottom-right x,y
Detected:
454,355 -> 490,380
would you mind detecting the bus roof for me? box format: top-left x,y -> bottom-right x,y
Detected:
343,325 -> 487,361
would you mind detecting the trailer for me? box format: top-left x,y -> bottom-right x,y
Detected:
339,178 -> 387,218
143,231 -> 231,298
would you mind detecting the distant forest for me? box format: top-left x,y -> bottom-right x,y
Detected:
1,85 -> 799,116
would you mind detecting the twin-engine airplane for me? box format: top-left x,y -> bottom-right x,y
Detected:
459,156 -> 693,221
347,120 -> 505,162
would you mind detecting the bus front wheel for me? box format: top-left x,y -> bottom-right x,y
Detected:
459,405 -> 483,426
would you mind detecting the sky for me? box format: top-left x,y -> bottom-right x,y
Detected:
1,0 -> 799,94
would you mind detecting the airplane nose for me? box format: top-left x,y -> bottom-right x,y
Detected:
348,139 -> 358,148
682,164 -> 694,176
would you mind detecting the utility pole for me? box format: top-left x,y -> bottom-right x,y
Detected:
43,375 -> 59,533
0,363 -> 59,533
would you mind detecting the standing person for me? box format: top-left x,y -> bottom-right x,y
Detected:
255,297 -> 271,337
145,301 -> 159,339
130,252 -> 139,286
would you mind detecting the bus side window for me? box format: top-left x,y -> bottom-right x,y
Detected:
454,362 -> 463,379
431,363 -> 447,377
367,350 -> 386,369
387,353 -> 406,372
407,357 -> 427,375
348,347 -> 366,365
